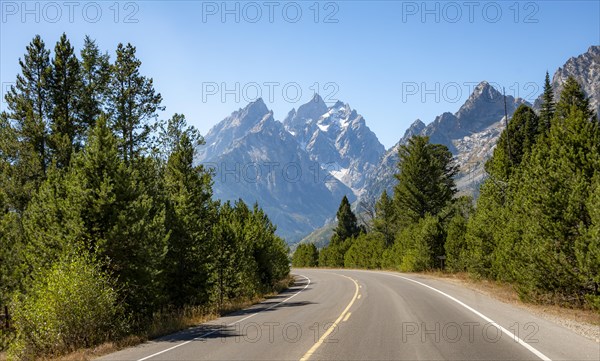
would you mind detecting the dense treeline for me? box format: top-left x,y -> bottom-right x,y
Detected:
303,74 -> 599,311
0,34 -> 289,359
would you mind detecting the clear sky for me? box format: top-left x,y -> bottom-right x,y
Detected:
1,0 -> 599,148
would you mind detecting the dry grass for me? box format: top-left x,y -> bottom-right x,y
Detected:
0,275 -> 297,361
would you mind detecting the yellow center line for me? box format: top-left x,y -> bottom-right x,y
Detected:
299,274 -> 359,361
342,312 -> 352,322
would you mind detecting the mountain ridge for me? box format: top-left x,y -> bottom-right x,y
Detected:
196,46 -> 599,244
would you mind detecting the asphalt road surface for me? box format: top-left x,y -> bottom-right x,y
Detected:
99,269 -> 600,361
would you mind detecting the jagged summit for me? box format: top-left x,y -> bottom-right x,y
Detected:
283,94 -> 328,132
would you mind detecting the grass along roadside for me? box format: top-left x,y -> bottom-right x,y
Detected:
0,275 -> 296,361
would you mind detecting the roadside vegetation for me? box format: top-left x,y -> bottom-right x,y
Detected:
298,73 -> 600,313
0,35 -> 290,360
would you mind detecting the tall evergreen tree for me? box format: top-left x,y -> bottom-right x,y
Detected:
498,104 -> 599,301
539,71 -> 555,132
79,36 -> 110,135
2,36 -> 51,211
107,43 -> 163,165
163,130 -> 214,306
373,190 -> 396,247
75,116 -> 167,314
394,136 -> 457,225
331,195 -> 361,245
555,76 -> 595,121
486,104 -> 541,182
48,33 -> 82,168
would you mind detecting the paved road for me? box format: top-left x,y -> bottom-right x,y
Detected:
100,269 -> 599,361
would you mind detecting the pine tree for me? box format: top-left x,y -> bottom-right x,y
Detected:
499,103 -> 600,302
578,174 -> 600,310
107,43 -> 163,165
486,104 -> 541,181
2,36 -> 51,211
79,36 -> 110,136
163,130 -> 214,306
246,203 -> 289,289
75,116 -> 167,314
156,113 -> 202,160
555,76 -> 595,121
394,136 -> 457,225
331,195 -> 361,245
539,71 -> 555,132
443,196 -> 473,272
22,165 -> 85,273
48,33 -> 82,168
373,190 -> 396,247
292,243 -> 319,267
344,233 -> 385,269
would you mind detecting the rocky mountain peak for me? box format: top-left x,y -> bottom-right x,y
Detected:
283,94 -> 329,131
550,45 -> 600,115
236,98 -> 268,124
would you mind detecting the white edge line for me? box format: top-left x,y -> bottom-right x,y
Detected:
382,272 -> 552,361
136,274 -> 311,361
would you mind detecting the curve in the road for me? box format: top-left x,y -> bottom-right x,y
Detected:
379,271 -> 552,361
299,273 -> 360,361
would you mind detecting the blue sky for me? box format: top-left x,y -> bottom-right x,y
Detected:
1,0 -> 599,148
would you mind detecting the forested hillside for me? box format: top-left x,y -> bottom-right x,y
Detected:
302,74 -> 600,311
0,35 -> 290,359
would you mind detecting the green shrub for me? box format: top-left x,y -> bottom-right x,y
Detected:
9,250 -> 127,360
292,243 -> 319,267
344,233 -> 385,269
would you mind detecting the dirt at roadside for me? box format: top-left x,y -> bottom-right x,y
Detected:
419,272 -> 600,343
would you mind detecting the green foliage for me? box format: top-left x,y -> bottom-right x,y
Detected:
79,36 -> 110,130
464,77 -> 600,308
318,238 -> 353,268
22,166 -> 85,273
539,71 -> 555,132
394,215 -> 443,272
210,201 -> 290,305
2,36 -> 52,212
444,196 -> 474,272
48,33 -> 82,168
394,136 -> 457,226
163,130 -> 214,307
465,105 -> 542,278
373,190 -> 396,247
485,104 -> 541,181
292,243 -> 319,267
331,195 -> 361,245
344,233 -> 385,269
9,249 -> 126,360
107,43 -> 163,164
555,76 -> 595,121
0,36 -> 291,360
579,175 -> 600,310
503,105 -> 599,304
463,181 -> 505,278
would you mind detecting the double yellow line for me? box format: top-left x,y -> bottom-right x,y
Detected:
299,274 -> 360,361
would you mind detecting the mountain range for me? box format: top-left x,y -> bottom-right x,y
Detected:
196,45 -> 600,243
